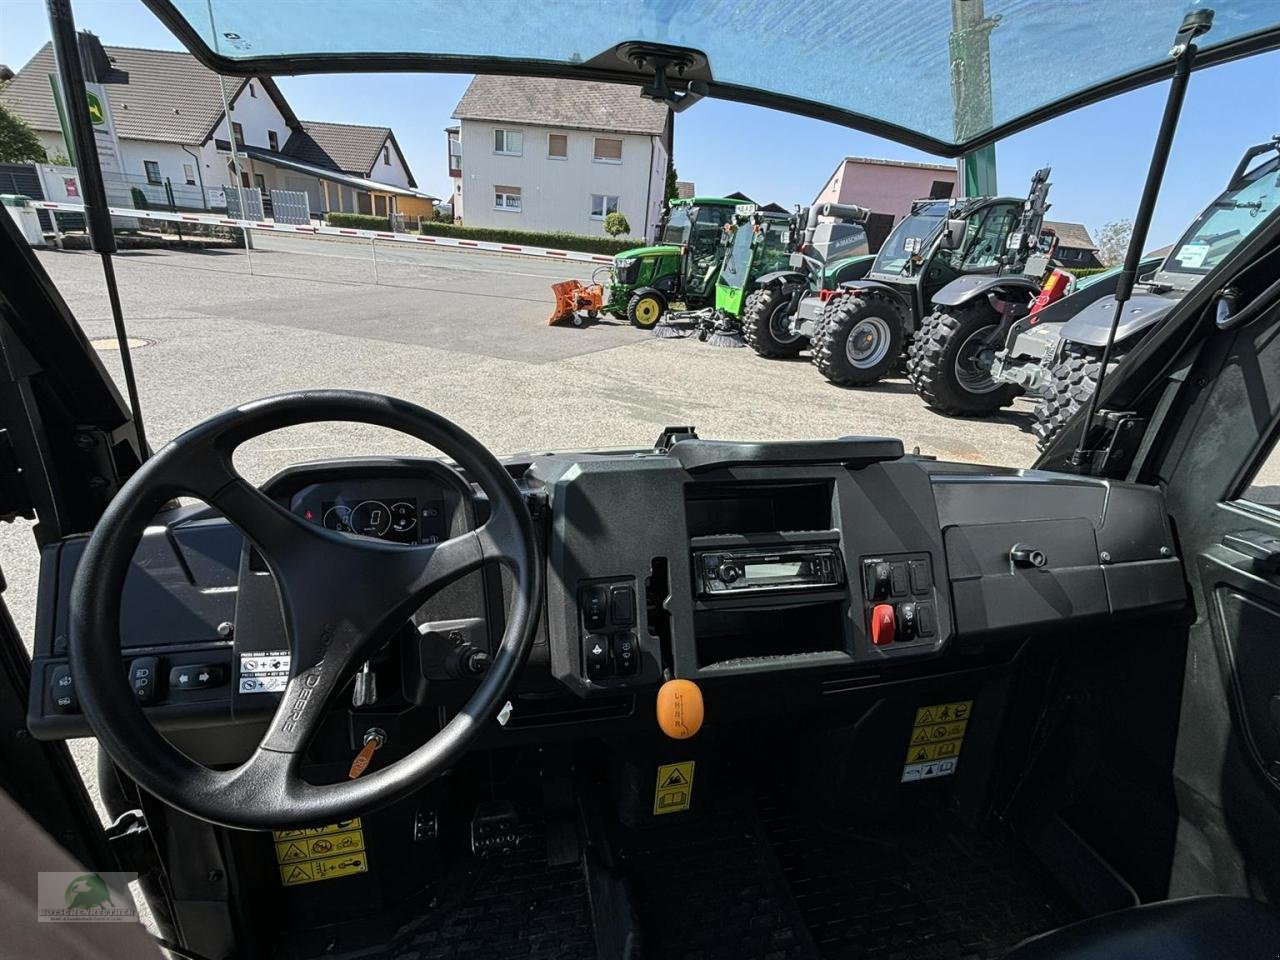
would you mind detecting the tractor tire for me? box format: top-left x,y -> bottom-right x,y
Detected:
1032,343 -> 1129,452
811,289 -> 905,386
742,287 -> 805,358
907,302 -> 1021,415
627,288 -> 667,329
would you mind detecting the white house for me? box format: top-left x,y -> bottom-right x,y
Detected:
449,76 -> 671,239
1,33 -> 435,220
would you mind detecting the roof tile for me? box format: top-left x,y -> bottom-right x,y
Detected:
453,75 -> 669,136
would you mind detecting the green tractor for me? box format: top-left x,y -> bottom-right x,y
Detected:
740,203 -> 879,373
654,201 -> 796,346
549,196 -> 741,329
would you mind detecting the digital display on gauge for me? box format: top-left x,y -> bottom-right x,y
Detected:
319,497 -> 448,544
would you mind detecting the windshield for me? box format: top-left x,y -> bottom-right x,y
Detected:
870,203 -> 948,274
718,222 -> 753,289
161,0 -> 1280,153
660,207 -> 692,245
1159,154 -> 1280,280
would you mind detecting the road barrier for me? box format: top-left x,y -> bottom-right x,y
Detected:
28,200 -> 617,265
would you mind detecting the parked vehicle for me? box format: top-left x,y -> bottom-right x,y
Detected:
655,202 -> 796,346
1031,136 -> 1280,447
902,167 -> 1058,412
740,202 -> 875,363
548,196 -> 739,328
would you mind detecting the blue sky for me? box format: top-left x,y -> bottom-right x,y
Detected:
2,0 -> 1277,247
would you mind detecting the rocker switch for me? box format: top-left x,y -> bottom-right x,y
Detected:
584,635 -> 610,680
582,587 -> 608,630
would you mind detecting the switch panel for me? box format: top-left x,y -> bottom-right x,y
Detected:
861,554 -> 938,649
577,580 -> 643,684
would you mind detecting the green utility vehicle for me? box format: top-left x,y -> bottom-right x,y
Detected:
656,202 -> 795,345
740,203 -> 876,365
606,196 -> 740,328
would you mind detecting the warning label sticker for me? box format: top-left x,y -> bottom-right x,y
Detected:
240,650 -> 290,694
272,819 -> 368,886
653,761 -> 695,815
902,700 -> 971,783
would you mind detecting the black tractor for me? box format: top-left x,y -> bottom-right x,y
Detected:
900,167 -> 1059,412
740,202 -> 876,368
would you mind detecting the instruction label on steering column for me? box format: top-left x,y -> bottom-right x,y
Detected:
273,819 -> 368,886
901,700 -> 971,783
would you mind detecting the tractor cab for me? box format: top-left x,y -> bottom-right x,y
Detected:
7,3 -> 1280,960
713,203 -> 793,318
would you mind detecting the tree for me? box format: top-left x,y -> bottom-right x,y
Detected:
1096,218 -> 1134,267
0,102 -> 47,163
603,211 -> 631,237
665,162 -> 680,204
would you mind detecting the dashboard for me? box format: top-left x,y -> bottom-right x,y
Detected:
25,437 -> 1188,767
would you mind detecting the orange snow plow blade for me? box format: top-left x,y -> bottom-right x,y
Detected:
549,280 -> 604,325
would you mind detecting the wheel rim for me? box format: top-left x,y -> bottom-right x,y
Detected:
953,323 -> 1003,394
634,298 -> 660,326
768,301 -> 802,345
845,316 -> 892,369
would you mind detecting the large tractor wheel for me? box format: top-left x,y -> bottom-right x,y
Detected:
811,289 -> 905,386
1032,342 -> 1129,452
627,288 -> 667,329
742,287 -> 805,358
907,302 -> 1021,415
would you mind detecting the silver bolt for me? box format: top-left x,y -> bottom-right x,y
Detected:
1099,551 -> 1112,563
1160,546 -> 1171,557
216,621 -> 234,638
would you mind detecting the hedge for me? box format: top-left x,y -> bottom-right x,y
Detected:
418,221 -> 634,255
1068,266 -> 1113,279
326,213 -> 390,230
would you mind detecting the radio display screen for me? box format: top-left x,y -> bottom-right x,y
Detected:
744,560 -> 804,581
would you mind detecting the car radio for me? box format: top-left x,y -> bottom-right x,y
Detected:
695,546 -> 843,597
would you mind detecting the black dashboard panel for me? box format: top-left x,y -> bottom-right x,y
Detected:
27,441 -> 1188,752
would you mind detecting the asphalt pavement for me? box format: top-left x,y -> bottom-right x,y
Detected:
0,234 -> 1043,826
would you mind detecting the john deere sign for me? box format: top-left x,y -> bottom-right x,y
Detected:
86,90 -> 105,125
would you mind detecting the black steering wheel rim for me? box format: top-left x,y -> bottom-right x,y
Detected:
70,390 -> 542,830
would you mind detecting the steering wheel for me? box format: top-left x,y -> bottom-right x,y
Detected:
69,391 -> 543,830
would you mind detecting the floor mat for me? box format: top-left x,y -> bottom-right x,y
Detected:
758,793 -> 1077,959
357,823 -> 596,960
614,795 -> 820,960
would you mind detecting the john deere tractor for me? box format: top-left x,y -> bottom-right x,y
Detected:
556,196 -> 743,329
741,203 -> 877,369
656,202 -> 796,345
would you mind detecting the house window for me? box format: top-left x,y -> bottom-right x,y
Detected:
548,133 -> 568,159
183,163 -> 196,185
494,185 -> 521,211
232,121 -> 245,147
593,138 -> 623,163
268,130 -> 279,152
929,179 -> 954,199
493,129 -> 523,156
254,173 -> 266,195
383,144 -> 391,165
248,82 -> 257,98
143,160 -> 162,185
590,194 -> 619,220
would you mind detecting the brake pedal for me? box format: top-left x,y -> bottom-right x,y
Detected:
470,801 -> 521,858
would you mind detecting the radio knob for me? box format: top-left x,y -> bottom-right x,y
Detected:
717,562 -> 741,583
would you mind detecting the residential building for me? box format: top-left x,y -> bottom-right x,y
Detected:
814,156 -> 958,251
1,33 -> 435,220
449,75 -> 671,238
1043,220 -> 1104,269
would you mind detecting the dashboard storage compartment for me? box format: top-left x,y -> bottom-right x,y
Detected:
685,481 -> 834,536
695,601 -> 846,667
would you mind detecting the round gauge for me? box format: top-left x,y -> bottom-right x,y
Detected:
322,505 -> 352,532
349,500 -> 392,538
390,502 -> 417,534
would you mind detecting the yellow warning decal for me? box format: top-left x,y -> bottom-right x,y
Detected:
279,852 -> 369,887
902,700 -> 972,784
273,819 -> 368,886
653,761 -> 695,815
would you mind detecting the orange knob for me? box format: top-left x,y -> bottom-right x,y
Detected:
656,678 -> 704,740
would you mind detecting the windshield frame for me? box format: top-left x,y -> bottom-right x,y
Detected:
139,0 -> 1280,158
870,202 -> 949,276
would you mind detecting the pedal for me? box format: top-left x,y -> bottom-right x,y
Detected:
470,801 -> 521,858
